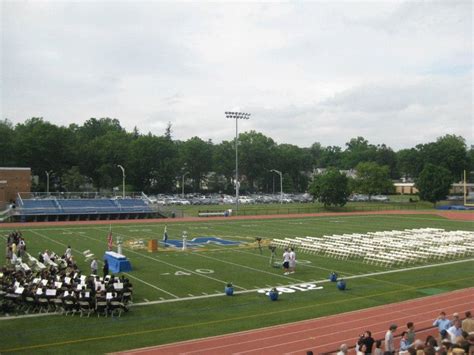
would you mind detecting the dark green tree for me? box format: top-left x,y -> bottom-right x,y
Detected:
341,136 -> 377,169
179,137 -> 213,191
320,146 -> 342,168
0,119 -> 15,166
212,140 -> 235,193
420,135 -> 468,182
309,142 -> 324,168
375,144 -> 399,179
79,130 -> 131,191
353,162 -> 394,199
238,131 -> 276,192
397,148 -> 422,179
274,144 -> 312,192
308,168 -> 350,207
127,134 -> 179,193
61,166 -> 87,192
415,164 -> 453,206
13,118 -> 75,189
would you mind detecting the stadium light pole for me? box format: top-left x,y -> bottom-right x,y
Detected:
117,165 -> 125,199
270,169 -> 283,204
225,111 -> 251,212
45,170 -> 53,196
182,172 -> 189,198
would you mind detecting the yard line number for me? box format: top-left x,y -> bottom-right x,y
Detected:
257,283 -> 323,295
174,269 -> 215,276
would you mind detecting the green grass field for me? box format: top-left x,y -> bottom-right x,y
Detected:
171,199 -> 433,217
1,213 -> 473,354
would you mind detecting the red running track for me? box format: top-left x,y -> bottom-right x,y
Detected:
114,287 -> 473,355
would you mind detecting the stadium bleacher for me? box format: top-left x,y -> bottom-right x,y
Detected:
14,198 -> 160,222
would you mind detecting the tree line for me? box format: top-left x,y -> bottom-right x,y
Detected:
1,117 -> 472,197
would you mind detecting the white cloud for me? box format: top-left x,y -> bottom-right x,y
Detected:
1,0 -> 472,150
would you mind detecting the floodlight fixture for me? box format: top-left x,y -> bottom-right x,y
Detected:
117,165 -> 126,199
225,110 -> 251,212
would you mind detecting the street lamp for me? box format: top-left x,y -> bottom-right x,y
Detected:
270,169 -> 283,204
117,165 -> 125,199
225,111 -> 251,212
45,170 -> 53,196
182,172 -> 189,198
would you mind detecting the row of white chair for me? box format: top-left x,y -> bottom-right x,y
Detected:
270,228 -> 474,267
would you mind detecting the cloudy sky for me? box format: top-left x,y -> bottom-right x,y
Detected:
1,0 -> 472,150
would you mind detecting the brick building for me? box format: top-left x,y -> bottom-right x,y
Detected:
0,167 -> 32,205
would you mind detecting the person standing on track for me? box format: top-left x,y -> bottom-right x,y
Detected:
406,322 -> 415,346
282,247 -> 290,275
433,311 -> 452,338
289,247 -> 296,274
384,324 -> 397,354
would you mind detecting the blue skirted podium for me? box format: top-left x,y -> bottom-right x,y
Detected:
104,251 -> 132,273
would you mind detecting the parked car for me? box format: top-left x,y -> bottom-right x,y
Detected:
348,194 -> 369,202
238,196 -> 255,204
371,195 -> 389,202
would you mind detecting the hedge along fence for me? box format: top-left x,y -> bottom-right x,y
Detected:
232,203 -> 426,216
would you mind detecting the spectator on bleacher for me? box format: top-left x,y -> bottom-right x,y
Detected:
357,330 -> 374,354
454,334 -> 470,353
452,312 -> 460,322
462,311 -> 474,335
385,323 -> 398,354
424,336 -> 438,349
447,320 -> 463,344
406,322 -> 415,345
422,345 -> 435,355
336,343 -> 348,355
356,343 -> 366,355
433,312 -> 452,337
373,340 -> 383,355
467,334 -> 474,354
400,331 -> 411,351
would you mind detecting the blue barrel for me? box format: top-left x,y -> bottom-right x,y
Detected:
269,290 -> 279,301
225,286 -> 234,296
337,280 -> 346,290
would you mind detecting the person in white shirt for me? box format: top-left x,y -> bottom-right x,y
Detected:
384,324 -> 397,354
336,343 -> 348,355
65,246 -> 72,259
42,250 -> 51,264
289,248 -> 296,274
447,320 -> 463,343
90,259 -> 98,275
